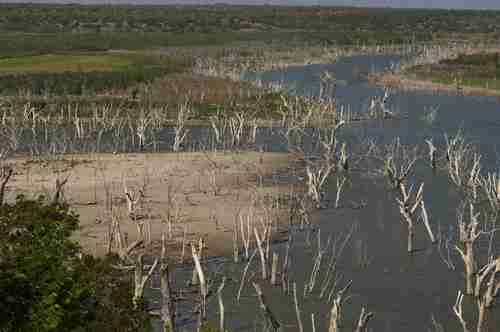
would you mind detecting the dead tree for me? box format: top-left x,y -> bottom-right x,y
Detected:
133,254 -> 159,309
306,163 -> 335,209
396,182 -> 424,253
217,277 -> 226,332
52,176 -> 69,205
160,233 -> 176,332
253,282 -> 281,332
192,242 -> 207,323
328,280 -> 352,332
382,139 -> 417,190
173,102 -> 191,152
254,227 -> 268,280
453,291 -> 471,332
425,139 -> 437,169
456,204 -> 482,295
354,307 -> 374,332
0,166 -> 13,205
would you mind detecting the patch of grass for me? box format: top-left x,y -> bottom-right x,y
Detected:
0,52 -> 193,96
407,52 -> 500,91
0,54 -> 133,75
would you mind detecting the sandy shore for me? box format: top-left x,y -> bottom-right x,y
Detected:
371,72 -> 500,98
4,151 -> 298,258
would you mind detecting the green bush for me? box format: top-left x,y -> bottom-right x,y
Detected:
0,196 -> 151,332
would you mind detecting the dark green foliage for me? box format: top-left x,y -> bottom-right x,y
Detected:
0,196 -> 151,332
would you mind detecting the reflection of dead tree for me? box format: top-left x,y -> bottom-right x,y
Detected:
253,282 -> 281,332
0,166 -> 13,205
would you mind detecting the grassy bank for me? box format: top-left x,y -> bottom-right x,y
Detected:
406,52 -> 500,91
0,52 -> 192,96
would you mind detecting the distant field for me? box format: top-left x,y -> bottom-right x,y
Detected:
0,54 -> 134,75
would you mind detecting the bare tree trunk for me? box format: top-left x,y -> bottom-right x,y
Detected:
0,167 -> 13,206
52,177 -> 68,205
192,243 -> 207,323
354,307 -> 374,332
293,282 -> 304,332
271,252 -> 279,286
133,254 -> 159,309
254,227 -> 268,280
160,234 -> 176,332
217,277 -> 226,332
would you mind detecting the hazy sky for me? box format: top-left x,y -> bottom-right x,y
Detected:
2,0 -> 500,10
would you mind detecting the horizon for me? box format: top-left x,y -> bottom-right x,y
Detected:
1,0 -> 500,11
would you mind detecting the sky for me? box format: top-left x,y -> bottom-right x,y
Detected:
2,0 -> 500,10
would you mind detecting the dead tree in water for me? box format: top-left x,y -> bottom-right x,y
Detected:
456,204 -> 482,295
160,233 -> 176,332
354,307 -> 374,332
192,241 -> 207,325
253,282 -> 281,332
0,166 -> 13,205
133,254 -> 158,309
328,280 -> 352,332
396,182 -> 424,253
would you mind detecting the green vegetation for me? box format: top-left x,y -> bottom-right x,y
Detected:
0,196 -> 151,331
0,54 -> 134,74
0,4 -> 500,59
408,52 -> 500,91
0,53 -> 192,96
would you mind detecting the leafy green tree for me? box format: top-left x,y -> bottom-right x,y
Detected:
0,196 -> 151,332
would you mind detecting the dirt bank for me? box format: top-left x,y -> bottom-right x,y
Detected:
4,151 -> 299,258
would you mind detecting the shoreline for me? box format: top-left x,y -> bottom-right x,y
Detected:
369,72 -> 500,98
5,151 -> 301,259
